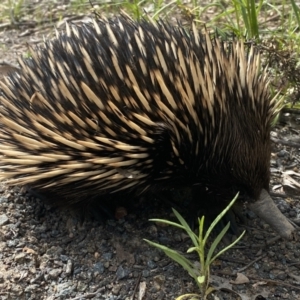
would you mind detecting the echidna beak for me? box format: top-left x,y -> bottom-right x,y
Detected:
248,189 -> 297,240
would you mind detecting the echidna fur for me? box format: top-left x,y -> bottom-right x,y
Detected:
0,17 -> 279,209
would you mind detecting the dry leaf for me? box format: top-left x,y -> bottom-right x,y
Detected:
230,273 -> 250,284
138,281 -> 146,300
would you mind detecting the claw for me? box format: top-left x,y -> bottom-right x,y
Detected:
249,189 -> 297,240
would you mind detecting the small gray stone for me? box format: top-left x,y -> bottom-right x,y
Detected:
65,260 -> 73,275
0,197 -> 8,204
276,272 -> 287,280
7,239 -> 17,248
10,284 -> 23,295
142,269 -> 150,277
116,265 -> 128,280
77,281 -> 87,292
60,254 -> 69,262
46,246 -> 63,257
112,283 -> 122,295
56,281 -> 74,296
14,252 -> 26,263
94,262 -> 104,274
103,252 -> 113,260
0,214 -> 9,226
147,260 -> 157,269
277,150 -> 289,157
48,268 -> 62,279
25,284 -> 39,293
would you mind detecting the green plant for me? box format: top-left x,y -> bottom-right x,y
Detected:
7,0 -> 24,23
230,0 -> 263,39
144,193 -> 245,299
291,0 -> 300,28
69,0 -> 90,14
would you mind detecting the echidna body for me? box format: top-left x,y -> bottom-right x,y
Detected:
0,18 -> 279,223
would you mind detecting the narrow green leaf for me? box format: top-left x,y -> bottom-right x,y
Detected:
240,1 -> 249,34
204,286 -> 217,298
209,230 -> 246,263
291,0 -> 300,27
249,0 -> 259,38
149,218 -> 185,230
187,246 -> 198,253
144,239 -> 197,278
205,222 -> 230,268
198,216 -> 205,244
203,192 -> 239,245
152,0 -> 177,19
172,208 -> 199,247
176,294 -> 202,300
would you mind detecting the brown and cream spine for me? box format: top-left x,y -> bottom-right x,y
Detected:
0,17 -> 295,239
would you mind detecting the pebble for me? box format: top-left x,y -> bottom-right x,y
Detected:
65,259 -> 73,275
14,252 -> 27,263
0,213 -> 9,226
116,265 -> 128,280
48,268 -> 62,279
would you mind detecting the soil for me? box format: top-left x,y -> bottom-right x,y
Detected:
1,2 -> 300,300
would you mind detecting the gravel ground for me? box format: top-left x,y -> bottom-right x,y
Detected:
1,2 -> 300,299
1,141 -> 300,300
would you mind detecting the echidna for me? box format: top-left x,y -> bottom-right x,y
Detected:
0,17 -> 295,239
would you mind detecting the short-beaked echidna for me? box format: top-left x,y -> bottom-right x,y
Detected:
0,17 -> 295,239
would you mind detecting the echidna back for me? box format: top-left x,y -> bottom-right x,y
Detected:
0,17 -> 277,206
